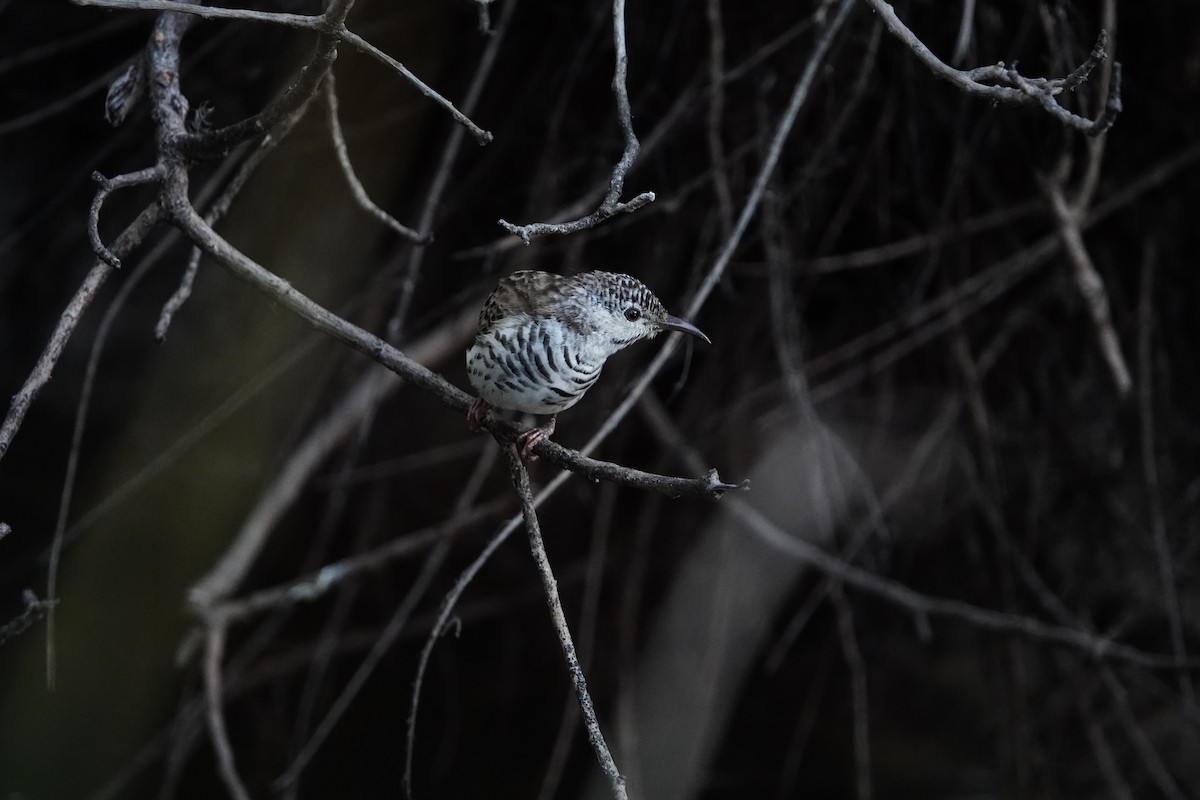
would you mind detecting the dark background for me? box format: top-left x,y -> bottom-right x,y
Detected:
2,0 -> 1199,797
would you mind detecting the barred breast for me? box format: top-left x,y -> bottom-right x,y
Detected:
466,318 -> 602,415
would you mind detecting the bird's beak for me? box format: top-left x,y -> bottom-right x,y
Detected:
662,315 -> 711,345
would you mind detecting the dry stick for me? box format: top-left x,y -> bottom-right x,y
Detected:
405,3 -> 854,792
71,0 -> 493,146
1043,180 -> 1131,395
861,0 -> 1120,135
498,0 -> 654,243
0,201 -> 164,462
504,445 -> 628,800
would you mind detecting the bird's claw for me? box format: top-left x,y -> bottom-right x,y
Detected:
516,415 -> 556,460
467,398 -> 489,433
516,428 -> 546,460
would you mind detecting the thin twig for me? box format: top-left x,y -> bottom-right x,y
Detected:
88,167 -> 162,267
324,74 -> 425,242
340,29 -> 493,146
498,0 -> 654,243
504,445 -> 628,800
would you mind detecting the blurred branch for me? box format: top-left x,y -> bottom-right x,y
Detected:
1043,175 -> 1131,396
0,590 -> 56,648
637,389 -> 1200,674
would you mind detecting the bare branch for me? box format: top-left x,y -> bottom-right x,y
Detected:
863,0 -> 1120,135
504,445 -> 628,800
498,0 -> 655,243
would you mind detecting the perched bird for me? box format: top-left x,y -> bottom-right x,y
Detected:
466,270 -> 710,457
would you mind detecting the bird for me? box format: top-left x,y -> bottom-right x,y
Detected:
466,270 -> 710,458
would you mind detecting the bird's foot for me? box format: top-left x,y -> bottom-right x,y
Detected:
516,415 -> 556,460
467,398 -> 490,433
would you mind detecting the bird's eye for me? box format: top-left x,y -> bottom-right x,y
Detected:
624,307 -> 641,321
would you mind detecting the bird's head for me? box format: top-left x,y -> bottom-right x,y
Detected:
576,271 -> 711,354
